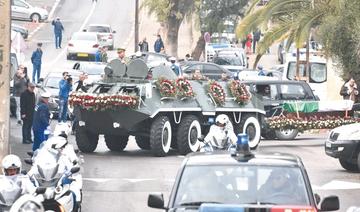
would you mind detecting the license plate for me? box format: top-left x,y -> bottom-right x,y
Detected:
77,53 -> 88,57
325,141 -> 331,148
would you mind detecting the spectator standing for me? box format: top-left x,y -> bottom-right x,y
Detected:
75,72 -> 88,92
170,57 -> 181,76
101,47 -> 108,63
20,83 -> 36,144
95,47 -> 102,62
58,72 -> 73,123
138,37 -> 149,52
253,30 -> 261,54
245,34 -> 252,54
32,92 -> 51,151
13,68 -> 28,124
52,17 -> 64,49
340,78 -> 359,102
154,34 -> 164,53
31,43 -> 43,83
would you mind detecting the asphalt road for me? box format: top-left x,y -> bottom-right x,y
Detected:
10,0 -> 360,211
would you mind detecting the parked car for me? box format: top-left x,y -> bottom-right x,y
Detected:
325,123 -> 360,172
244,80 -> 318,140
129,52 -> 170,68
72,62 -> 105,83
85,24 -> 116,50
11,23 -> 29,39
11,0 -> 49,22
181,61 -> 234,80
67,32 -> 101,61
213,48 -> 248,71
237,70 -> 278,81
148,151 -> 339,211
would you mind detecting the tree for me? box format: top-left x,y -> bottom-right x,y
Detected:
142,0 -> 197,57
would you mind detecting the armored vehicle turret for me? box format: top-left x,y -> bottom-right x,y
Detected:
70,58 -> 265,156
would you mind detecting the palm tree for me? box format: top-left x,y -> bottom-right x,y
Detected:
236,0 -> 341,77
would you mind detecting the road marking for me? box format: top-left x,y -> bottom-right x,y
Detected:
122,178 -> 154,183
313,180 -> 360,190
47,1 -> 97,67
83,178 -> 111,183
83,178 -> 174,183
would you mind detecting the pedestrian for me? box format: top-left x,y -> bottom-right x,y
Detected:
32,92 -> 51,151
13,67 -> 28,125
340,78 -> 359,102
31,43 -> 43,83
253,29 -> 261,54
101,47 -> 108,63
245,34 -> 252,54
20,83 -> 36,144
58,72 -> 73,123
75,72 -> 88,92
95,46 -> 102,62
138,37 -> 149,52
52,17 -> 64,49
117,48 -> 129,64
170,57 -> 181,76
154,34 -> 164,53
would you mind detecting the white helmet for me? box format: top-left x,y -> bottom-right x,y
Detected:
2,154 -> 22,176
215,114 -> 230,126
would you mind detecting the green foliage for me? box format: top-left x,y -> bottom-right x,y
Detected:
142,0 -> 171,22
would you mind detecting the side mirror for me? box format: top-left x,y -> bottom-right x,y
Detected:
70,166 -> 80,174
320,195 -> 339,211
148,193 -> 166,209
24,158 -> 33,165
35,187 -> 47,194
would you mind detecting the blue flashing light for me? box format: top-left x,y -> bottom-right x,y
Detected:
208,117 -> 215,124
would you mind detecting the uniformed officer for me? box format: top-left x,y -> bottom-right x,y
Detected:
117,48 -> 129,64
169,57 -> 181,76
32,92 -> 51,151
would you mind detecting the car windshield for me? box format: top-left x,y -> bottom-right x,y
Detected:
287,62 -> 327,83
88,26 -> 110,33
80,65 -> 105,75
213,56 -> 243,66
279,84 -> 313,100
174,165 -> 309,207
45,76 -> 62,88
72,33 -> 97,41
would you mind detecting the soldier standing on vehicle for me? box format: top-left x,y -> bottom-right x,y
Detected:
32,92 -> 51,151
117,48 -> 129,64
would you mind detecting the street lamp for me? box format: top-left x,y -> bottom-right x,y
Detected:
134,0 -> 139,52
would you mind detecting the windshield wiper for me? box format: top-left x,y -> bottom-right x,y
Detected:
180,201 -> 223,207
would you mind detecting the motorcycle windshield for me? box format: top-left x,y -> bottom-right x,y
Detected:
0,177 -> 22,207
34,149 -> 63,187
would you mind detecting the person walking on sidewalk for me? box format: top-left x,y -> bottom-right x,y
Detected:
58,72 -> 73,123
154,34 -> 164,53
13,67 -> 28,124
20,83 -> 36,144
52,17 -> 64,49
31,43 -> 43,83
253,29 -> 261,54
32,92 -> 51,151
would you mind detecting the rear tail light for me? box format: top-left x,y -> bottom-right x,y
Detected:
93,44 -> 99,48
271,206 -> 317,212
68,43 -> 74,47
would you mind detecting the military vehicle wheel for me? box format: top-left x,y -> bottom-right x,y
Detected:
357,151 -> 360,171
237,114 -> 261,149
135,136 -> 151,150
105,135 -> 128,152
275,129 -> 299,140
176,115 -> 201,155
76,127 -> 98,153
150,116 -> 172,157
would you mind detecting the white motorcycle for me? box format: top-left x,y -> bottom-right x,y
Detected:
0,176 -> 23,211
26,146 -> 82,212
198,136 -> 236,152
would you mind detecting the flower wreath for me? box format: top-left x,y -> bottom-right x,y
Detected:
69,92 -> 139,111
156,77 -> 176,98
176,77 -> 195,99
208,80 -> 225,106
229,80 -> 251,105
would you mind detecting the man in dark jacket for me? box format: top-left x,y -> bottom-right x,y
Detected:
31,43 -> 43,83
52,17 -> 64,49
20,83 -> 36,144
32,92 -> 51,151
58,72 -> 73,122
138,37 -> 149,52
13,68 -> 28,124
154,35 -> 164,53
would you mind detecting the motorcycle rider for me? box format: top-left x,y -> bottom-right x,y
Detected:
1,154 -> 36,195
204,114 -> 237,149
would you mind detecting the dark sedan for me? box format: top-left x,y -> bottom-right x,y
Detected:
180,61 -> 234,80
11,24 -> 29,39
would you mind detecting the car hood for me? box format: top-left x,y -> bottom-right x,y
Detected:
44,87 -> 59,98
329,123 -> 360,141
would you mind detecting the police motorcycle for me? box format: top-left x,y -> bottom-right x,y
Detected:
24,123 -> 83,212
199,114 -> 237,152
0,176 -> 22,211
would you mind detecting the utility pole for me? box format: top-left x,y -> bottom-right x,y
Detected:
0,0 -> 11,169
134,0 -> 139,52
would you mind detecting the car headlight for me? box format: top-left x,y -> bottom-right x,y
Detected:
19,201 -> 44,212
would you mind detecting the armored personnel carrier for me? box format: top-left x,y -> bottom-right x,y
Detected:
71,58 -> 265,156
